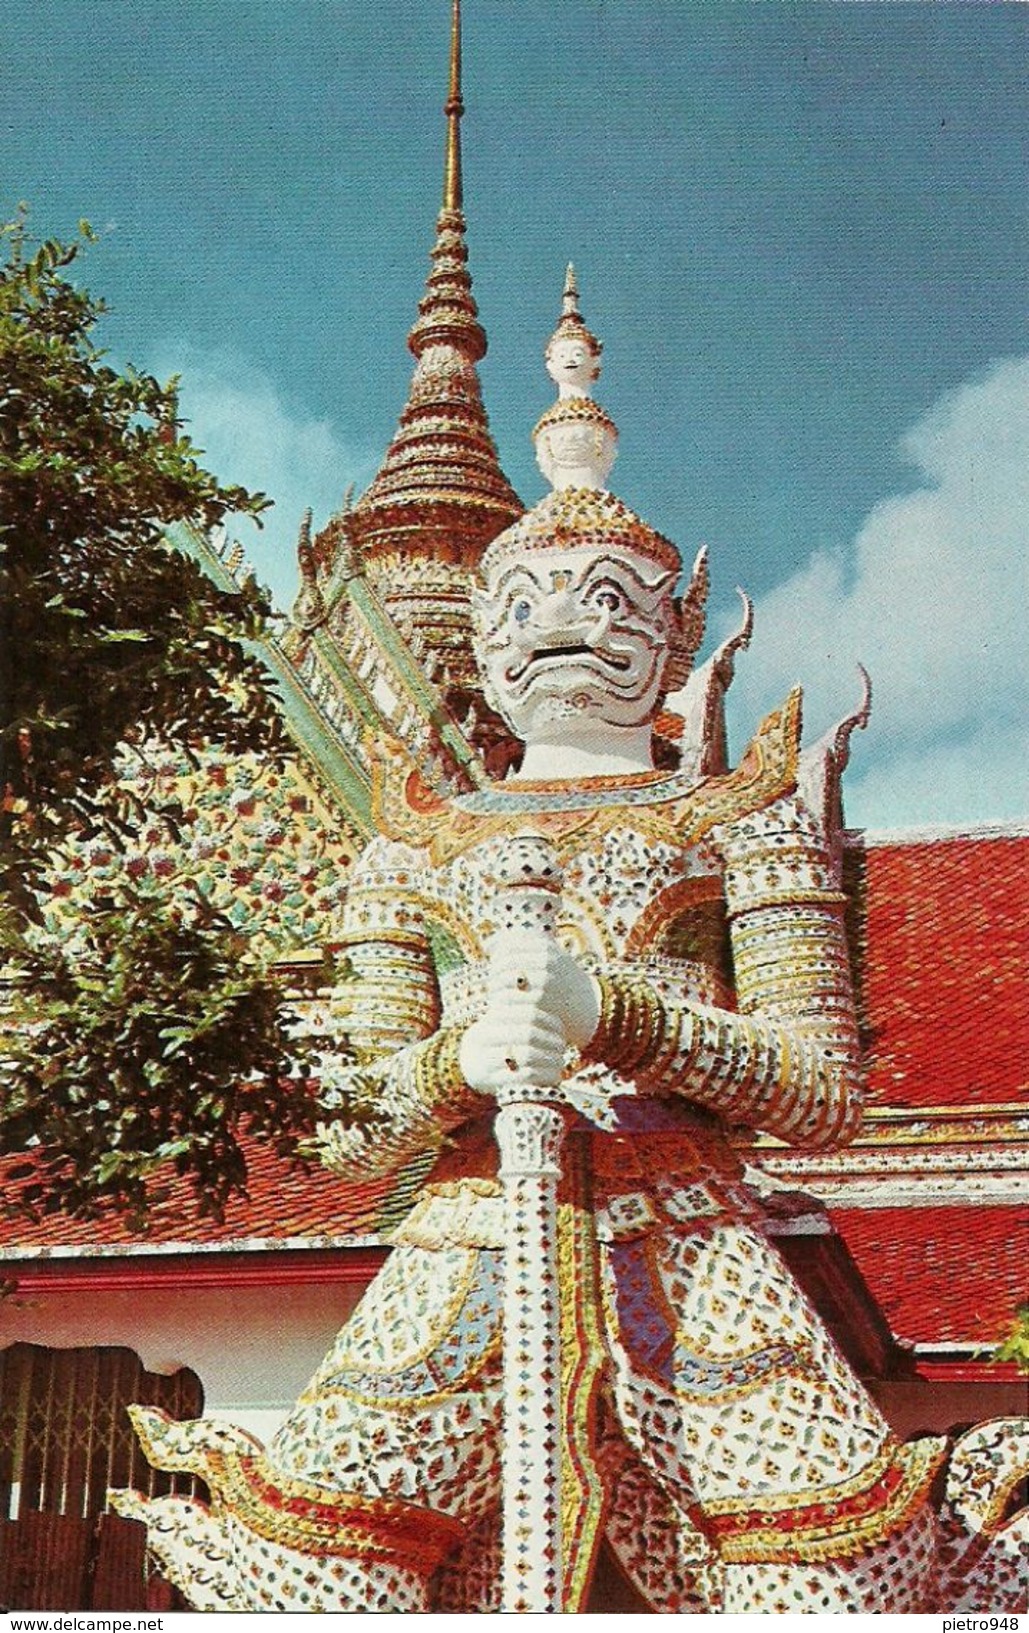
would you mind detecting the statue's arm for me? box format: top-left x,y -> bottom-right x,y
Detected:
312,842 -> 486,1179
583,796 -> 863,1150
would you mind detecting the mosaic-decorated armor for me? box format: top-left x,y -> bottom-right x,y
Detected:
115,272 -> 1026,1615
256,709 -> 941,1614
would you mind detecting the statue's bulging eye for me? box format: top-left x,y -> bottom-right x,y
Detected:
513,599 -> 532,625
594,588 -> 625,613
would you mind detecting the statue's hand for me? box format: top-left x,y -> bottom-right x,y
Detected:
458,930 -> 601,1096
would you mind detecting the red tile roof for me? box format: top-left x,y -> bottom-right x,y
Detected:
830,1204 -> 1028,1348
0,1138 -> 431,1253
855,833 -> 1028,1109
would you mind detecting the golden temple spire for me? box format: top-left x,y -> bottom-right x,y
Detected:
348,0 -> 522,571
443,0 -> 463,212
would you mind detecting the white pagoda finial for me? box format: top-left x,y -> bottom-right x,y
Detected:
534,265 -> 618,491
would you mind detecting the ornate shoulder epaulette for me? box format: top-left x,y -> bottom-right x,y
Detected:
366,690 -> 802,866
676,685 -> 802,842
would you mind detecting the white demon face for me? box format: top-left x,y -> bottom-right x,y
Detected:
473,545 -> 676,740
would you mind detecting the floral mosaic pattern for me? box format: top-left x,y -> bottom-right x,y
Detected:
43,744 -> 361,955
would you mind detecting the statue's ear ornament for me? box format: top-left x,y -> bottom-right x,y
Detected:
660,582 -> 754,779
664,545 -> 710,691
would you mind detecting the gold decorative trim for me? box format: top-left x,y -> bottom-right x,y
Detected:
557,1169 -> 608,1612
582,973 -> 671,1079
732,889 -> 849,913
369,692 -> 801,867
533,396 -> 618,437
480,486 -> 680,576
710,1436 -> 946,1564
334,926 -> 431,953
210,1451 -> 466,1573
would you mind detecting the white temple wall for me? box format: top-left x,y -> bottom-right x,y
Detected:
0,1281 -> 361,1445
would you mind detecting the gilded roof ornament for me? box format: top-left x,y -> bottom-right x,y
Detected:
797,664 -> 873,874
443,0 -> 464,213
349,0 -> 522,565
291,508 -> 327,632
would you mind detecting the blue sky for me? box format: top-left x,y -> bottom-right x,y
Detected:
5,1 -> 1027,829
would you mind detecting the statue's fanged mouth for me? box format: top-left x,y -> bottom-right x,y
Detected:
507,645 -> 632,683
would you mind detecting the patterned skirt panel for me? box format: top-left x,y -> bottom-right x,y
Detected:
599,1215 -> 943,1564
268,1244 -> 505,1526
260,1175 -> 941,1574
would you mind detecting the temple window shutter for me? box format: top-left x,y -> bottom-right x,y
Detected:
0,1343 -> 203,1610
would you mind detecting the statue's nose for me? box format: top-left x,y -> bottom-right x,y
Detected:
537,589 -> 589,631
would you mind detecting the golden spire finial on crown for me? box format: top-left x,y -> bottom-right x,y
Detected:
561,262 -> 580,324
544,262 -> 603,394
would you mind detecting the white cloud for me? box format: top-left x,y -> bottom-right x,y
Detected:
725,356 -> 1029,831
150,348 -> 379,611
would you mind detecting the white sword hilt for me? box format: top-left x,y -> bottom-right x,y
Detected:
490,833 -> 562,919
491,832 -> 564,1107
489,834 -> 567,1614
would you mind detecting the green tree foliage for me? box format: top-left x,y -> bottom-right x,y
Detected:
994,1307 -> 1029,1375
1,215 -> 286,896
2,895 -> 317,1227
0,214 -> 317,1221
